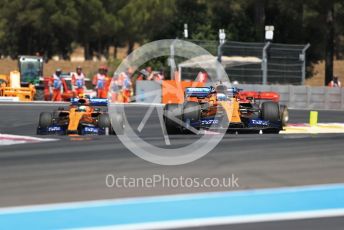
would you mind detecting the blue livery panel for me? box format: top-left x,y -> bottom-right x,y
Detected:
185,87 -> 211,98
71,98 -> 108,106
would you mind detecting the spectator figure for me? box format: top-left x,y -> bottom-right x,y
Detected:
146,66 -> 155,80
137,69 -> 149,80
93,66 -> 108,98
110,71 -> 121,102
104,66 -> 112,98
156,70 -> 164,80
328,76 -> 342,87
110,69 -> 133,103
72,66 -> 85,96
146,66 -> 153,75
148,71 -> 164,81
51,69 -> 62,101
121,71 -> 132,103
196,70 -> 208,83
127,67 -> 134,77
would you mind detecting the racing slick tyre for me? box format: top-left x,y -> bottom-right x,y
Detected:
183,101 -> 201,134
163,103 -> 183,134
280,105 -> 289,127
34,88 -> 44,101
98,114 -> 115,135
38,112 -> 52,128
261,102 -> 280,134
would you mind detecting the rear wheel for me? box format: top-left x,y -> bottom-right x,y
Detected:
280,105 -> 289,127
261,102 -> 281,134
183,101 -> 201,134
261,102 -> 280,121
39,112 -> 52,128
98,114 -> 114,134
164,104 -> 183,134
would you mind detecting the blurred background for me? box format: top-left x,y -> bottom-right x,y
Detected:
0,0 -> 343,85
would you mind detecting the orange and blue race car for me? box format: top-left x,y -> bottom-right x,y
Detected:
163,85 -> 288,134
37,98 -> 123,135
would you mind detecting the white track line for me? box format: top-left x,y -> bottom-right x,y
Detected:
81,209 -> 344,230
0,134 -> 57,146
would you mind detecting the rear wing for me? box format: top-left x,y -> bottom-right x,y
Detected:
185,87 -> 211,98
238,91 -> 280,102
71,98 -> 108,106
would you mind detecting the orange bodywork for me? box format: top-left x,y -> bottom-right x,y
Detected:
162,81 -> 243,123
219,99 -> 241,123
66,106 -> 95,133
185,92 -> 242,123
67,108 -> 85,131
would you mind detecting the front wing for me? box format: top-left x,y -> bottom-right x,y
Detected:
37,124 -> 108,135
189,117 -> 283,132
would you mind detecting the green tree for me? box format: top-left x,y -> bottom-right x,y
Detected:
0,0 -> 79,58
118,0 -> 175,54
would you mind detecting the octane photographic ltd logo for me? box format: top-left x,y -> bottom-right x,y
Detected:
109,39 -> 230,165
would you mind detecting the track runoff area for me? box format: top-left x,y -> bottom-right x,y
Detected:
0,102 -> 344,229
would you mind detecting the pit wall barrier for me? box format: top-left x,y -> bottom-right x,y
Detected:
136,81 -> 344,110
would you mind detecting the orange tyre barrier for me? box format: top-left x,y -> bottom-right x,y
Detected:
162,80 -> 204,104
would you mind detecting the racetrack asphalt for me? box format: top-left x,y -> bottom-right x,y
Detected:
0,104 -> 344,229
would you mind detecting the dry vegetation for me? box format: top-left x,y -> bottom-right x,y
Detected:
306,60 -> 344,86
0,57 -> 343,86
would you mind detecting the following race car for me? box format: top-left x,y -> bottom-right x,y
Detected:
37,97 -> 123,135
163,85 -> 288,134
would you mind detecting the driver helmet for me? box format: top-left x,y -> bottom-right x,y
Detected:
78,93 -> 86,99
78,105 -> 87,112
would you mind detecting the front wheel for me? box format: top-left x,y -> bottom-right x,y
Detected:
98,114 -> 114,135
39,112 -> 52,128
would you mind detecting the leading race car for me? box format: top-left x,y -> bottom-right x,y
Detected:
163,85 -> 288,134
237,90 -> 289,126
37,97 -> 123,135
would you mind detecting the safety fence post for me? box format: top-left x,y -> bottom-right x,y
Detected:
301,43 -> 310,85
262,42 -> 270,85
